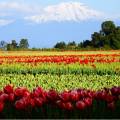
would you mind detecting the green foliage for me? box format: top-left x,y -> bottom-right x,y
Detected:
19,39 -> 29,49
0,73 -> 120,92
6,44 -> 13,51
0,40 -> 7,50
101,21 -> 116,35
81,21 -> 120,50
54,41 -> 66,49
4,39 -> 29,51
11,40 -> 18,49
0,62 -> 120,92
0,62 -> 120,76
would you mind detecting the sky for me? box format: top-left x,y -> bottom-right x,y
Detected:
0,0 -> 120,48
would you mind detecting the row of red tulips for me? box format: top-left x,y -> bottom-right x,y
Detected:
0,54 -> 120,64
0,85 -> 120,113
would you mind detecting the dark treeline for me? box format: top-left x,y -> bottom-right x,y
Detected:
54,21 -> 120,50
0,20 -> 120,51
0,39 -> 29,51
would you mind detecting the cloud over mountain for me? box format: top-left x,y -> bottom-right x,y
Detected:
25,2 -> 103,23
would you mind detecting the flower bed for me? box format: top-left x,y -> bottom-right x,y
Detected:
0,85 -> 120,119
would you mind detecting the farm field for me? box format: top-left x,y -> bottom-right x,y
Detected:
0,50 -> 120,118
0,50 -> 120,91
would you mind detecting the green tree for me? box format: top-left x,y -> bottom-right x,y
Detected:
67,41 -> 77,49
78,42 -> 83,48
101,21 -> 116,35
19,39 -> 29,49
91,32 -> 103,48
0,40 -> 7,50
53,20 -> 120,50
6,43 -> 13,51
11,40 -> 18,49
82,40 -> 91,48
109,27 -> 120,49
54,41 -> 66,49
68,41 -> 76,46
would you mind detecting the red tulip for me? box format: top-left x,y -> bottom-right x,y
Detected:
0,93 -> 9,102
87,91 -> 95,98
0,102 -> 4,112
4,85 -> 14,94
95,91 -> 107,100
78,90 -> 86,98
107,102 -> 115,110
59,91 -> 70,102
30,98 -> 35,108
8,93 -> 15,102
47,90 -> 58,101
111,87 -> 119,96
56,100 -> 65,109
22,97 -> 30,107
23,91 -> 30,97
83,90 -> 89,97
84,98 -> 93,107
33,87 -> 44,97
15,100 -> 25,110
64,102 -> 73,110
76,101 -> 86,110
70,90 -> 79,101
100,91 -> 108,100
14,87 -> 27,97
42,91 -> 47,102
34,97 -> 43,107
105,95 -> 114,103
30,92 -> 34,98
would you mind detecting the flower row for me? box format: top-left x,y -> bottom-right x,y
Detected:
0,85 -> 120,112
0,54 -> 120,64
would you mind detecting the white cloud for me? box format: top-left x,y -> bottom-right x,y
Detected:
0,19 -> 14,26
0,1 -> 119,25
0,1 -> 42,26
0,1 -> 42,14
25,2 -> 103,23
1,1 -> 119,26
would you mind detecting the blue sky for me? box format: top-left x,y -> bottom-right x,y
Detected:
0,0 -> 120,48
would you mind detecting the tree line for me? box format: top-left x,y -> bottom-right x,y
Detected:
0,20 -> 120,51
54,21 -> 120,50
0,39 -> 29,50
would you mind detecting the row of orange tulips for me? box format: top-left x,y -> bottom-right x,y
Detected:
0,54 -> 120,64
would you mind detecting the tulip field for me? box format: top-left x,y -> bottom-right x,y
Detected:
0,50 -> 120,118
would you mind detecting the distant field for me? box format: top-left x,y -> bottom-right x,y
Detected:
0,50 -> 120,56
